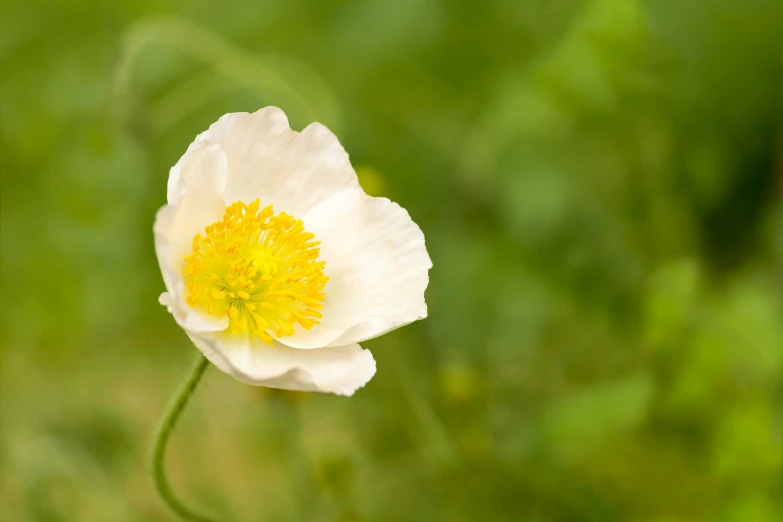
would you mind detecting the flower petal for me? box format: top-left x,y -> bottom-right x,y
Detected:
159,290 -> 229,333
276,189 -> 432,348
188,333 -> 376,396
155,141 -> 230,333
195,107 -> 361,215
158,141 -> 229,266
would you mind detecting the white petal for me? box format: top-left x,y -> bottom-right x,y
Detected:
188,333 -> 376,396
277,189 -> 432,348
159,290 -> 229,333
167,139 -> 228,206
195,107 -> 361,215
158,141 -> 228,266
154,141 -> 230,334
155,231 -> 229,334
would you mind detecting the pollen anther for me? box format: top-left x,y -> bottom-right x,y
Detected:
183,199 -> 328,344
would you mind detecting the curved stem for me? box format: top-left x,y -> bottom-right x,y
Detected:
151,354 -> 214,521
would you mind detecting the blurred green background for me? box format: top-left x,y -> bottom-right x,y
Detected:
2,0 -> 782,520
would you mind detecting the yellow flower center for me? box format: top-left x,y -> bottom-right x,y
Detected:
183,199 -> 328,344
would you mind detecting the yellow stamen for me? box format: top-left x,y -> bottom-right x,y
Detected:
183,199 -> 328,344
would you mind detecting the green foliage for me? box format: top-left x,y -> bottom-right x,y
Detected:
1,0 -> 782,520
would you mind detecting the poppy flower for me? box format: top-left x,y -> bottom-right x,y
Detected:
154,107 -> 431,395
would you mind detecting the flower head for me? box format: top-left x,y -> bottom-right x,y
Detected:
154,107 -> 431,395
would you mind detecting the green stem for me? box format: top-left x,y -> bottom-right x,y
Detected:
151,354 -> 214,521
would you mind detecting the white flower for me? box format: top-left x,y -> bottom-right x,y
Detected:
154,107 -> 431,396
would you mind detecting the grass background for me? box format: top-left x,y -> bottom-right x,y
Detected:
1,0 -> 782,520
